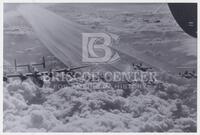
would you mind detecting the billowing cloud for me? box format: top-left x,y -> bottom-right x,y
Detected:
3,75 -> 196,132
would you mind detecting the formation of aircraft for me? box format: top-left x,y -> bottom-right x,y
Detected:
3,56 -> 90,87
132,63 -> 153,72
178,70 -> 197,79
3,4 -> 197,89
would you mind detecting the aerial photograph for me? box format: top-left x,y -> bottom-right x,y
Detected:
3,3 -> 197,132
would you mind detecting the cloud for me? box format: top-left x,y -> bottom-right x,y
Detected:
3,75 -> 196,132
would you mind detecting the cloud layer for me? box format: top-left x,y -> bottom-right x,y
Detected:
3,74 -> 197,132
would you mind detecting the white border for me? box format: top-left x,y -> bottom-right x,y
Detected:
0,0 -> 3,134
0,0 -> 199,135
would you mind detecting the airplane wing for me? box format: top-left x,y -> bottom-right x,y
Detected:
25,73 -> 34,76
168,3 -> 197,38
6,72 -> 34,77
70,65 -> 90,70
54,65 -> 90,73
53,68 -> 68,73
26,72 -> 48,76
5,72 -> 43,78
6,74 -> 22,78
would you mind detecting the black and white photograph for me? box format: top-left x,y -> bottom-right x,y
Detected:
3,3 -> 197,132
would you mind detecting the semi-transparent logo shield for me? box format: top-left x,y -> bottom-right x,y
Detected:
82,33 -> 120,64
